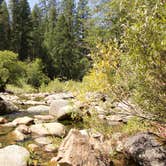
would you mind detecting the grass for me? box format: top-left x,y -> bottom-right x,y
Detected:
121,117 -> 151,135
7,84 -> 36,94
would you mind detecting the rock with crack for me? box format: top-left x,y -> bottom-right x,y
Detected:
0,97 -> 18,115
52,129 -> 111,166
124,132 -> 166,166
30,122 -> 66,137
0,145 -> 30,166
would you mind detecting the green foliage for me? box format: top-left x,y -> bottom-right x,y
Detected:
39,78 -> 66,93
122,117 -> 150,135
30,4 -> 43,60
10,0 -> 32,60
6,82 -> 36,94
0,1 -> 10,50
0,51 -> 25,91
83,111 -> 113,137
26,59 -> 50,89
90,0 -> 166,120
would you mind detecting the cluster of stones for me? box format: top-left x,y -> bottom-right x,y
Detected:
0,92 -> 165,166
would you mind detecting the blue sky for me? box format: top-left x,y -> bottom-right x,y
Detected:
6,0 -> 39,9
28,0 -> 39,8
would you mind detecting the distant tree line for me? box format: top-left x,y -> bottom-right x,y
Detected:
0,0 -> 90,80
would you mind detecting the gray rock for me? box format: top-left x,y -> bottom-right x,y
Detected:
49,99 -> 77,120
45,92 -> 74,104
49,100 -> 71,119
53,129 -> 111,166
27,105 -> 49,113
124,132 -> 166,166
0,145 -> 30,166
0,97 -> 18,115
30,122 -> 66,137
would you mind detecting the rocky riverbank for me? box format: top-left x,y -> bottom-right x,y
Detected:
0,92 -> 165,166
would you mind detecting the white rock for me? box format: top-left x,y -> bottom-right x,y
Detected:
34,115 -> 54,121
12,129 -> 27,141
23,100 -> 46,106
15,125 -> 31,135
49,100 -> 74,120
12,116 -> 34,126
0,145 -> 30,166
27,105 -> 49,113
35,137 -> 52,145
45,92 -> 74,104
44,144 -> 58,152
30,122 -> 66,137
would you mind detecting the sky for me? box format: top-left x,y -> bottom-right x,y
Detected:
28,0 -> 39,8
6,0 -> 39,9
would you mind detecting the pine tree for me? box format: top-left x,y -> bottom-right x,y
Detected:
42,0 -> 57,79
18,0 -> 32,60
10,0 -> 20,53
0,1 -> 10,50
30,4 -> 43,60
48,0 -> 76,79
44,0 -> 57,51
0,0 -> 4,5
75,0 -> 89,57
76,0 -> 89,40
10,0 -> 32,60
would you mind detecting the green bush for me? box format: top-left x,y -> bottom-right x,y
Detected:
26,59 -> 50,89
39,78 -> 66,93
0,51 -> 25,91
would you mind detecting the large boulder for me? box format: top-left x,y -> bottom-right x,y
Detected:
124,132 -> 166,166
0,145 -> 30,166
27,105 -> 49,113
51,129 -> 111,166
30,122 -> 66,137
0,97 -> 18,115
49,99 -> 78,121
